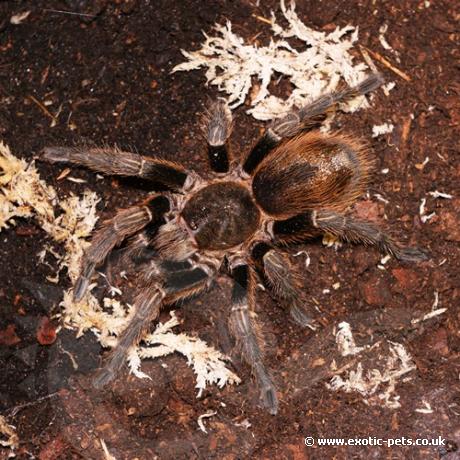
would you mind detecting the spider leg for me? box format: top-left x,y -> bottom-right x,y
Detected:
74,194 -> 170,301
312,209 -> 429,262
242,73 -> 383,175
104,225 -> 159,286
272,212 -> 320,245
262,248 -> 313,327
203,99 -> 233,173
228,264 -> 278,415
117,228 -> 158,266
93,260 -> 215,389
41,146 -> 191,190
93,283 -> 164,389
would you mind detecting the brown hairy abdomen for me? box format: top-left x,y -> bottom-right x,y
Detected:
252,132 -> 371,218
181,182 -> 260,250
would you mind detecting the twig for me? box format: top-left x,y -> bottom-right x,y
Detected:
43,8 -> 96,18
251,14 -> 272,25
360,46 -> 411,82
28,95 -> 58,126
6,392 -> 59,416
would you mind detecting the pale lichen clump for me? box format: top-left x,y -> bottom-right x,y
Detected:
328,322 -> 416,409
173,0 -> 372,120
132,311 -> 241,394
0,142 -> 239,395
0,415 -> 19,458
0,141 -> 56,230
371,122 -> 394,137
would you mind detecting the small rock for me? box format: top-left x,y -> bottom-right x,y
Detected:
110,361 -> 168,416
166,356 -> 198,403
257,440 -> 308,460
38,434 -> 67,460
15,224 -> 40,236
359,275 -> 391,306
119,0 -> 137,14
36,316 -> 57,345
435,209 -> 460,242
0,324 -> 21,346
353,247 -> 379,274
425,327 -> 449,357
354,200 -> 382,222
391,268 -> 421,296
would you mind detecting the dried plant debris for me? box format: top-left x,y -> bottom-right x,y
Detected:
328,322 -> 416,409
173,0 -> 375,120
371,122 -> 394,137
335,321 -> 365,357
135,312 -> 240,395
0,141 -> 57,230
0,142 -> 239,395
0,416 -> 19,458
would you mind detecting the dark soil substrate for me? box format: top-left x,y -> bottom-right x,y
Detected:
0,1 -> 459,459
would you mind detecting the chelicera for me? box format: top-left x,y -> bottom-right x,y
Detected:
41,73 -> 427,414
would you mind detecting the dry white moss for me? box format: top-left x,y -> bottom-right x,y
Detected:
100,438 -> 117,460
0,141 -> 56,230
371,122 -> 394,137
131,311 -> 240,394
197,410 -> 217,434
10,10 -> 31,25
411,308 -> 447,325
415,400 -> 433,414
428,190 -> 453,200
0,142 -> 239,395
173,0 -> 373,120
382,81 -> 396,96
378,24 -> 393,51
0,415 -> 19,458
335,322 -> 365,356
328,323 -> 416,409
322,232 -> 342,249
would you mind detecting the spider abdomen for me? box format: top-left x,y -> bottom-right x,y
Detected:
252,132 -> 372,218
181,182 -> 260,250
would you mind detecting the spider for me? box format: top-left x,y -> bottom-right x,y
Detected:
40,73 -> 427,415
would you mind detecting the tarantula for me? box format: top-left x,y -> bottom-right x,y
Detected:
41,73 -> 426,415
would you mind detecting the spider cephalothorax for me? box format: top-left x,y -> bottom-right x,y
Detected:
41,73 -> 427,415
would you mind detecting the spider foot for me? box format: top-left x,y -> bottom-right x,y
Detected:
394,246 -> 429,263
93,363 -> 118,389
260,383 -> 279,415
322,232 -> 342,248
290,303 -> 313,328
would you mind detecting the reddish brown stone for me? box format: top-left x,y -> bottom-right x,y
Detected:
36,317 -> 57,345
435,210 -> 460,242
110,362 -> 169,417
354,200 -> 382,223
38,435 -> 67,460
0,324 -> 21,346
15,225 -> 40,236
353,247 -> 379,275
391,268 -> 420,296
359,275 -> 391,306
425,327 -> 449,357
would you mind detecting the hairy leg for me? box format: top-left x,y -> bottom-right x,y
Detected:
242,73 -> 383,175
228,264 -> 278,414
203,99 -> 233,173
41,146 -> 191,190
93,260 -> 214,389
312,210 -> 428,262
93,284 -> 164,389
272,212 -> 320,245
262,249 -> 313,327
74,195 -> 170,301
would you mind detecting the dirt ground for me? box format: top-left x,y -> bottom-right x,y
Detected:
0,0 -> 459,459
